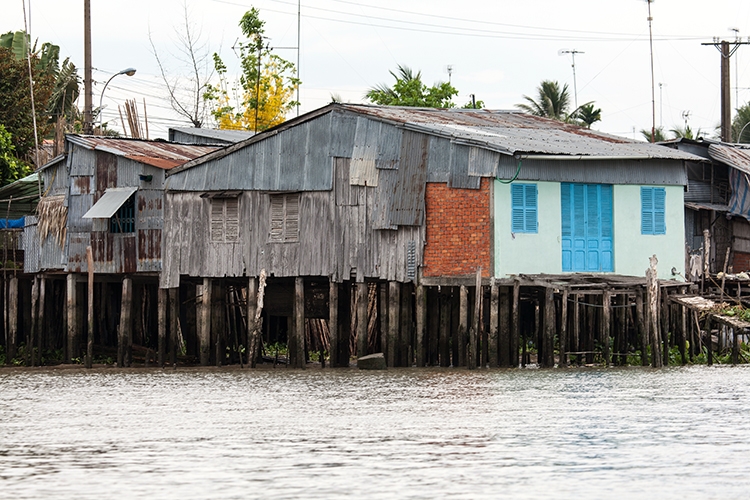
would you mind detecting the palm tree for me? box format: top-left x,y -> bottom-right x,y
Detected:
640,127 -> 667,142
575,103 -> 602,128
670,125 -> 702,140
517,80 -> 571,120
366,65 -> 421,105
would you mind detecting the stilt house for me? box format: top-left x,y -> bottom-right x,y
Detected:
161,104 -> 702,369
17,136 -> 217,365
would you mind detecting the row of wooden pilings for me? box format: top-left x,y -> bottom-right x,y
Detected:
5,264 -> 724,369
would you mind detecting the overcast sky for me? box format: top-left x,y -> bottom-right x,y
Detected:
4,0 -> 750,140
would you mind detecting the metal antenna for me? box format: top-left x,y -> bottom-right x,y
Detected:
446,64 -> 453,83
658,82 -> 666,128
558,49 -> 583,110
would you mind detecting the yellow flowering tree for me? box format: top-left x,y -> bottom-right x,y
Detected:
204,8 -> 299,132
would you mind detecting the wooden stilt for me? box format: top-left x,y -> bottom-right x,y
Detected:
560,288 -> 569,367
469,269 -> 482,369
329,280 -> 339,367
489,281 -> 499,368
379,283 -> 387,361
415,284 -> 426,367
29,276 -> 39,366
293,277 -> 306,369
732,328 -> 739,365
705,315 -> 713,366
65,274 -> 77,363
7,276 -> 17,364
661,288 -> 670,367
543,287 -> 555,368
426,286 -> 439,366
647,256 -> 662,367
635,290 -> 648,366
86,246 -> 94,369
498,286 -> 510,367
572,294 -> 580,365
169,287 -> 179,365
602,289 -> 611,367
458,285 -> 468,367
213,282 -> 225,367
246,276 -> 258,367
586,296 -> 595,365
387,281 -> 399,367
356,282 -> 368,359
399,283 -> 412,367
118,277 -> 133,367
37,277 -> 46,365
199,279 -> 212,366
512,280 -> 520,368
439,288 -> 451,367
680,303 -> 687,365
158,287 -> 167,367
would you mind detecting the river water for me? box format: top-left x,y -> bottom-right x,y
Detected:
1,365 -> 749,499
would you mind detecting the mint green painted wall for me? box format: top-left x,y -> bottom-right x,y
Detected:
612,185 -> 684,279
494,180 -> 562,277
494,180 -> 685,280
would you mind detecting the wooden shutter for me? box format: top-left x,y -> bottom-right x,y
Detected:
284,194 -> 300,242
653,188 -> 666,234
210,199 -> 224,242
511,183 -> 537,233
225,198 -> 239,242
561,183 -> 572,271
641,187 -> 654,234
269,195 -> 285,242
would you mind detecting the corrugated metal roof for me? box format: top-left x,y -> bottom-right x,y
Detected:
708,143 -> 750,175
169,127 -> 254,144
66,135 -> 219,170
685,202 -> 730,212
169,104 -> 700,177
82,187 -> 137,218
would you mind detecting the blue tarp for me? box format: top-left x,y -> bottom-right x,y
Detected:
0,218 -> 25,229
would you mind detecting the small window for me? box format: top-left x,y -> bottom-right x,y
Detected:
210,197 -> 240,243
269,193 -> 300,243
641,187 -> 666,235
110,195 -> 135,233
511,183 -> 538,233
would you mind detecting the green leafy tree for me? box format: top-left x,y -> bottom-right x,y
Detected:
517,80 -> 571,120
204,8 -> 299,132
640,126 -> 667,142
365,65 -> 458,108
732,103 -> 750,143
670,125 -> 702,140
0,124 -> 29,184
574,103 -> 602,128
0,46 -> 54,170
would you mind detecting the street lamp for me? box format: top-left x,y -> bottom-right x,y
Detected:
98,67 -> 136,133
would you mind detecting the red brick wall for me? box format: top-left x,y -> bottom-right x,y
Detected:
423,178 -> 491,277
733,251 -> 750,273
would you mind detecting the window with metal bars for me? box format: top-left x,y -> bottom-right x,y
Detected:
110,194 -> 135,233
269,193 -> 300,243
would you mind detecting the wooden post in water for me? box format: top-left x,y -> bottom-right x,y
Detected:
705,315 -> 713,366
37,277 -> 46,365
680,301 -> 688,365
199,278 -> 212,366
439,289 -> 451,367
572,293 -> 580,365
29,276 -> 39,366
560,288 -> 569,367
169,287 -> 179,365
212,282 -> 225,367
292,277 -> 306,369
415,284 -> 426,367
157,288 -> 168,367
329,280 -> 339,367
647,255 -> 662,367
86,246 -> 94,369
7,276 -> 17,364
602,289 -> 611,367
246,276 -> 258,367
118,277 -> 133,367
356,282 -> 368,359
636,290 -> 648,366
458,285 -> 468,367
543,287 -> 555,368
399,283 -> 412,367
379,283 -> 388,362
661,288 -> 670,367
511,280 -> 520,368
489,281 -> 499,368
498,286 -> 510,367
387,281 -> 399,367
702,229 -> 710,294
469,268 -> 482,369
66,274 -> 76,362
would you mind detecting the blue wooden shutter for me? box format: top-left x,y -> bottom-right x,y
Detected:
600,185 -> 613,271
561,183 -> 613,272
561,183 -> 572,271
653,187 -> 666,234
511,183 -> 537,233
641,187 -> 666,235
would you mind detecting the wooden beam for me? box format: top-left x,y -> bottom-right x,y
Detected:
118,277 -> 133,367
415,284 -> 426,367
293,277 -> 306,369
387,281 -> 399,367
543,287 -> 555,368
469,268 -> 482,369
199,279 -> 212,366
86,246 -> 94,369
7,276 -> 17,364
602,289 -> 611,367
458,285 -> 468,367
356,282 -> 368,359
158,287 -> 167,367
511,280 -> 520,368
439,288 -> 451,367
329,280 -> 339,368
169,287 -> 179,365
560,288 -> 569,367
489,282 -> 499,368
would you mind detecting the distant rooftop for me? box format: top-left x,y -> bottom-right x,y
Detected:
168,127 -> 254,145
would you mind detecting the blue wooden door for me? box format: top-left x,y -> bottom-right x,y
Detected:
561,183 -> 613,272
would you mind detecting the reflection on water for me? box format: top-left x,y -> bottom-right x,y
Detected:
1,366 -> 749,499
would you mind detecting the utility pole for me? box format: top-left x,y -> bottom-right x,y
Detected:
702,38 -> 750,142
83,0 -> 93,134
646,0 -> 656,143
559,49 -> 583,110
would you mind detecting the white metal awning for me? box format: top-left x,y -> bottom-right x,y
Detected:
82,187 -> 137,219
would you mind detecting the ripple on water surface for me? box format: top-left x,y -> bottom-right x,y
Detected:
1,365 -> 749,499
